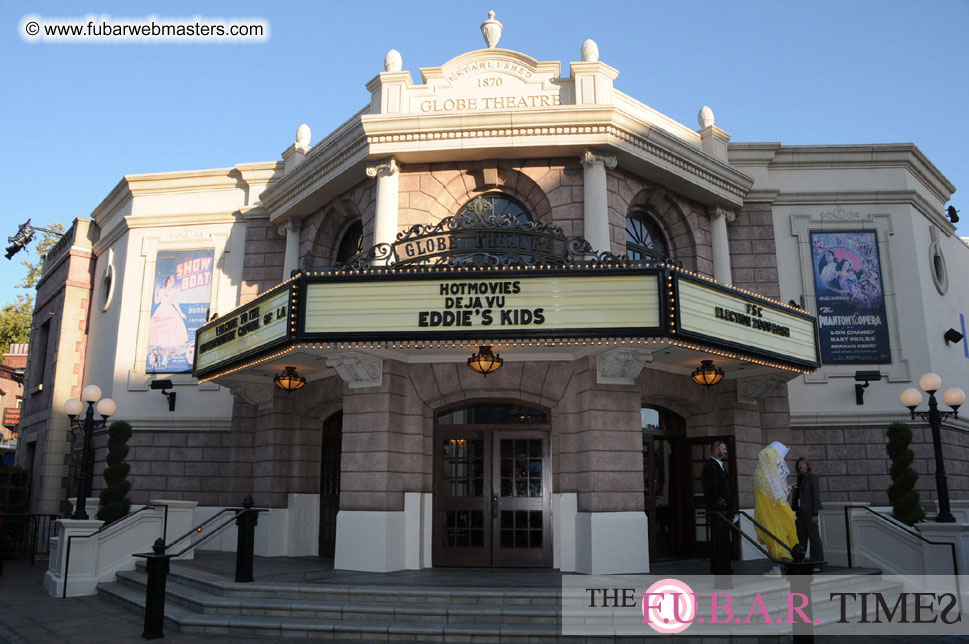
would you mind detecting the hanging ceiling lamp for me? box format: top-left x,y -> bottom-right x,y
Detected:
468,345 -> 503,376
691,359 -> 724,388
273,366 -> 306,392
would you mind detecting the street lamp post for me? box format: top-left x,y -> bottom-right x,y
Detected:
899,373 -> 966,523
64,384 -> 117,520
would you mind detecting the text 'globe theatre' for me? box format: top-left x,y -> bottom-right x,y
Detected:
18,13 -> 969,575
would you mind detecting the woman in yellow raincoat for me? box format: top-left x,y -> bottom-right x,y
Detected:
754,441 -> 798,572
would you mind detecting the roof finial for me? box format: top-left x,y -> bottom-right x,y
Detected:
480,11 -> 502,48
384,49 -> 402,72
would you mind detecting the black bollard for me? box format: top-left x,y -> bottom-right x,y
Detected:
141,538 -> 173,640
786,544 -> 817,644
235,495 -> 257,583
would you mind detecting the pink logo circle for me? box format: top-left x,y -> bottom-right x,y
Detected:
641,578 -> 696,634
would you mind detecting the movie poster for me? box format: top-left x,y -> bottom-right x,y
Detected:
810,231 -> 890,364
146,250 -> 214,373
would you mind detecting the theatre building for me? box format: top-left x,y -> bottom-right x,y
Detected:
17,14 -> 969,575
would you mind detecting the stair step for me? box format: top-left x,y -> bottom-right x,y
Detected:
110,571 -> 559,624
100,579 -> 566,643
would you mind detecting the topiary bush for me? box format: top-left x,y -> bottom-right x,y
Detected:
886,421 -> 926,526
96,420 -> 133,524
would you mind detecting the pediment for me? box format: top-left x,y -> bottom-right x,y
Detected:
397,48 -> 567,115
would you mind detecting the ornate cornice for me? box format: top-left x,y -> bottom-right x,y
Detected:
596,348 -> 654,385
232,383 -> 275,410
736,375 -> 789,405
326,353 -> 383,389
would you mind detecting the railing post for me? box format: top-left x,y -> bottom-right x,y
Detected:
234,496 -> 257,583
138,538 -> 174,640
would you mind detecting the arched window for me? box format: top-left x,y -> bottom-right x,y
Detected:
461,194 -> 532,224
335,221 -> 363,265
625,212 -> 667,261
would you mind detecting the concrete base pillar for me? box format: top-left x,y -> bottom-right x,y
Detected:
334,492 -> 426,572
44,518 -> 104,597
574,511 -> 649,574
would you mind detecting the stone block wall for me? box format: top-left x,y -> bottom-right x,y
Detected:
20,220 -> 97,515
557,356 -> 644,513
606,170 -> 710,274
728,202 -> 780,299
790,423 -> 969,507
240,216 -> 286,303
293,160 -> 715,280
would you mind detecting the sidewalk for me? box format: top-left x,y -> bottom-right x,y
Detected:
0,559 -> 270,644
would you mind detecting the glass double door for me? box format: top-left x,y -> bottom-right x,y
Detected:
433,428 -> 551,567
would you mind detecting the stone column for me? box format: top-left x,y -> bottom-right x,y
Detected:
279,219 -> 301,279
367,158 -> 400,264
559,357 -> 649,574
710,205 -> 735,284
334,359 -> 424,572
580,150 -> 617,254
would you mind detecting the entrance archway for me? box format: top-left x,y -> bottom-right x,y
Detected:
642,406 -> 687,560
432,400 -> 552,568
319,411 -> 342,558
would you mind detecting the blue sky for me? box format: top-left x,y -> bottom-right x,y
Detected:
2,1 -> 968,307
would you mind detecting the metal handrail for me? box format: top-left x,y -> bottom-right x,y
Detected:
711,510 -> 816,567
61,504 -> 167,598
843,505 -> 959,575
163,507 -> 258,558
0,513 -> 59,565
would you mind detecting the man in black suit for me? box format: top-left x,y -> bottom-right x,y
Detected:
701,440 -> 733,575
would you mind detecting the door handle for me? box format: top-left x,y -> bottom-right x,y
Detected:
492,495 -> 499,519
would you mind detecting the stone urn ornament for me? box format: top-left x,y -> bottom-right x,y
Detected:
480,11 -> 502,48
384,49 -> 402,73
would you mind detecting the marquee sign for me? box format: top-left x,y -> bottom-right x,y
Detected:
303,273 -> 662,339
194,285 -> 294,374
675,276 -> 819,367
194,266 -> 820,380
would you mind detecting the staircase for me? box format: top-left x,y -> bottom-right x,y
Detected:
99,559 -> 566,642
96,553 -> 901,642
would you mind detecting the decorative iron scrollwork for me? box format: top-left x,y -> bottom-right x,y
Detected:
335,210 -> 680,271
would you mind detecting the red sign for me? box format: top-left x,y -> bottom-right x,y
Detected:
2,408 -> 20,428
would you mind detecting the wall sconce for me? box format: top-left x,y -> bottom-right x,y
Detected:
854,370 -> 881,405
690,360 -> 724,388
273,366 -> 306,392
150,378 -> 176,412
944,328 -> 964,345
468,345 -> 503,376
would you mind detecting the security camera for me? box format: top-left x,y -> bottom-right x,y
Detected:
854,371 -> 881,406
149,379 -> 176,411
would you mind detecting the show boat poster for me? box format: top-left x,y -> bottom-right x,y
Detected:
147,250 -> 214,373
810,231 -> 890,364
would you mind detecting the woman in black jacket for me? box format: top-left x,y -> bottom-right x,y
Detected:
792,457 -> 824,569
